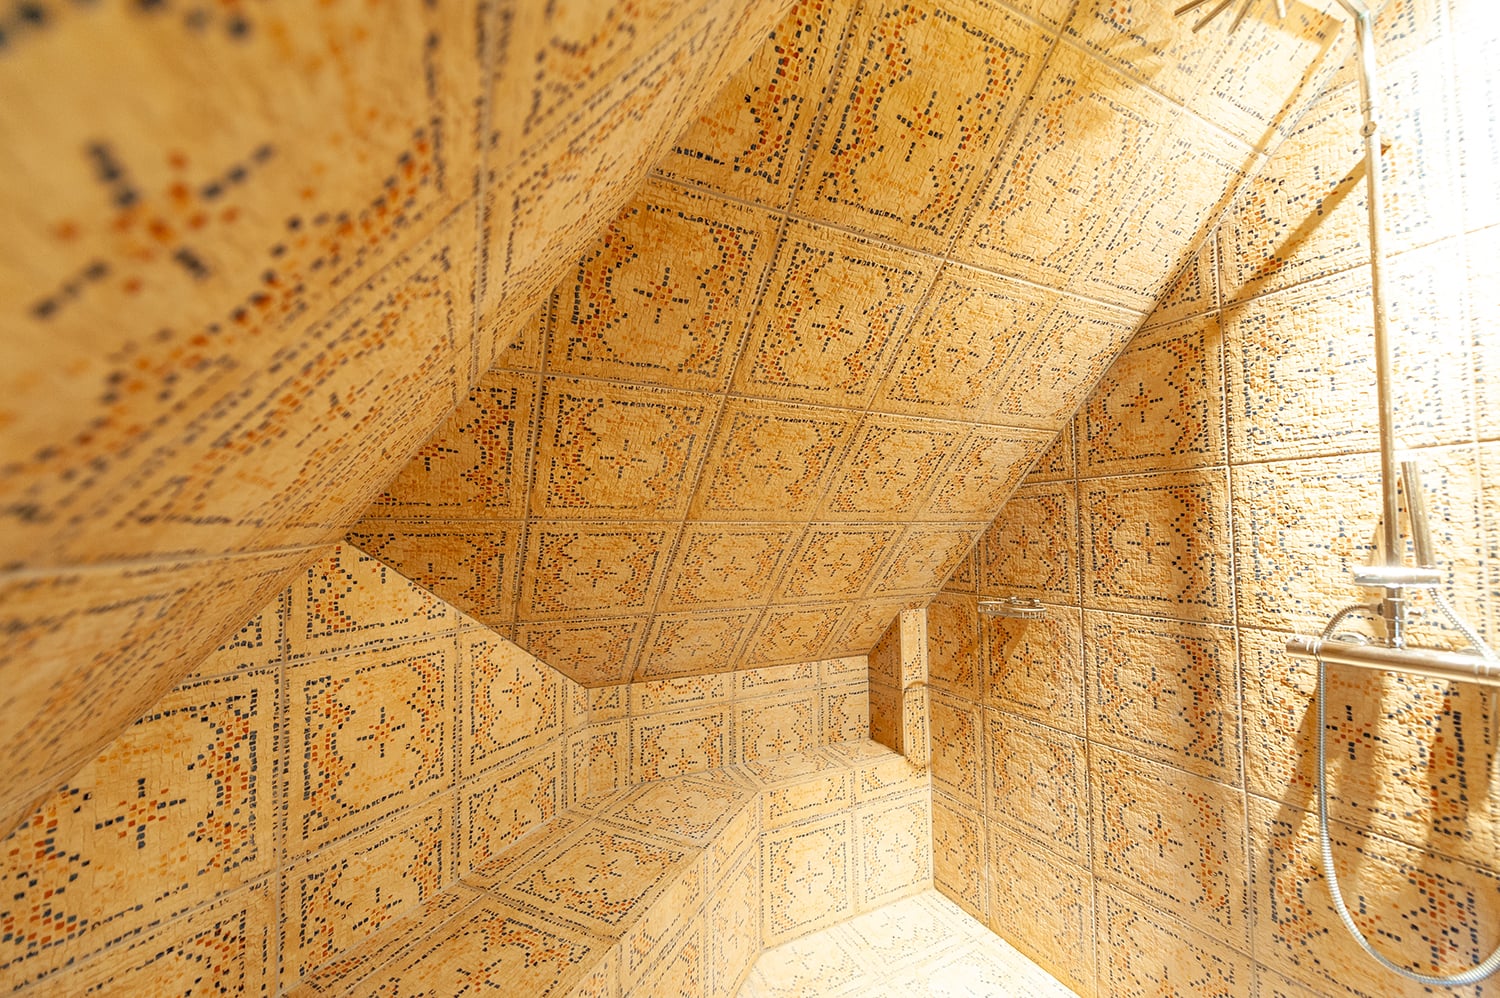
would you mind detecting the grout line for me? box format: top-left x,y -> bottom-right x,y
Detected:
651,170 -> 1145,317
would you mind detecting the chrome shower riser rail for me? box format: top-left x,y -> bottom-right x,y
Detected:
1286,635 -> 1500,689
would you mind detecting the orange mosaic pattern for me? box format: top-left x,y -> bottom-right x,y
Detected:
349,0 -> 1338,689
0,0 -> 792,835
0,543 -> 599,993
931,5 -> 1500,995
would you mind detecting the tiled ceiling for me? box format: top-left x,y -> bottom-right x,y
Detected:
0,0 -> 790,835
349,0 -> 1346,686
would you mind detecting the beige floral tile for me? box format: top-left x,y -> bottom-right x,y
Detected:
1080,468 -> 1232,624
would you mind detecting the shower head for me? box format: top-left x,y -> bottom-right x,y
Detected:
1174,0 -> 1287,33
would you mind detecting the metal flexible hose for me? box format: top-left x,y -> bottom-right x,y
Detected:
1315,601 -> 1500,985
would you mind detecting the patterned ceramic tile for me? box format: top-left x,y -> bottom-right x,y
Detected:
929,693 -> 982,809
1144,236 -> 1219,331
1062,0 -> 1322,142
736,661 -> 819,699
362,369 -> 538,519
1089,745 -> 1248,949
856,792 -> 933,910
1086,611 -> 1240,784
1078,315 -> 1227,477
1239,625 -> 1500,871
631,705 -> 730,782
281,796 -> 452,984
1219,53 -> 1462,306
460,632 -> 561,778
926,592 -> 979,699
659,523 -> 801,610
531,377 -> 713,520
286,546 -> 457,661
1454,0 -> 1500,234
732,220 -> 937,409
867,526 -> 980,599
285,636 -> 451,855
873,265 -> 1058,422
743,604 -> 846,666
761,813 -> 855,945
547,178 -> 780,392
23,882 -> 276,998
923,425 -> 1053,521
709,849 -> 762,998
630,672 -> 731,717
986,829 -> 1096,997
1249,794 -> 1500,996
743,920 -> 868,995
932,793 -> 987,922
776,523 -> 901,601
2,0 -> 481,559
737,694 -> 820,763
830,598 -> 922,656
1001,297 -> 1141,427
519,522 -> 670,620
460,747 -> 562,874
0,670 -> 277,987
573,722 -> 629,806
818,414 -> 964,521
1027,424 -> 1076,485
1080,468 -> 1233,624
487,1 -> 702,173
983,605 -> 1085,735
956,45 -> 1165,289
515,618 -> 646,687
978,481 -> 1079,602
1231,447 -> 1486,634
620,853 -> 703,990
489,303 -> 548,374
983,709 -> 1088,866
344,523 -> 522,627
1222,246 -> 1473,463
760,768 -> 855,831
642,918 -> 707,997
480,5 -> 751,332
495,819 -> 694,939
1095,884 -> 1253,998
188,589 -> 286,680
1256,966 -> 1328,998
607,777 -> 755,848
351,897 -> 608,998
690,399 -> 858,520
946,546 -> 978,593
1079,111 -> 1250,312
1472,229 -> 1500,444
819,683 -> 870,745
795,0 -> 1050,251
819,655 -> 869,685
660,0 -> 856,207
637,610 -> 760,680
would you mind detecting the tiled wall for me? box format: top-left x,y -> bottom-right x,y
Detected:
0,543 -> 588,993
579,655 -> 871,797
0,0 -> 793,837
0,542 -> 871,994
346,0 -> 1350,688
869,609 -> 931,767
932,2 -> 1500,995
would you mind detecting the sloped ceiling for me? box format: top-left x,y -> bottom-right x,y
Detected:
0,0 -> 792,834
348,0 -> 1346,687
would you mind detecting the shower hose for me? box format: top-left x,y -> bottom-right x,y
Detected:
1315,596 -> 1500,986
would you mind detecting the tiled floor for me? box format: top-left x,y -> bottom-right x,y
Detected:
738,889 -> 1077,997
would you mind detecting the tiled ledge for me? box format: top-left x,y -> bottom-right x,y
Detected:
288,740 -> 930,997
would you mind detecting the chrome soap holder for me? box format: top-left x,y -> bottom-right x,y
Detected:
978,597 -> 1045,621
